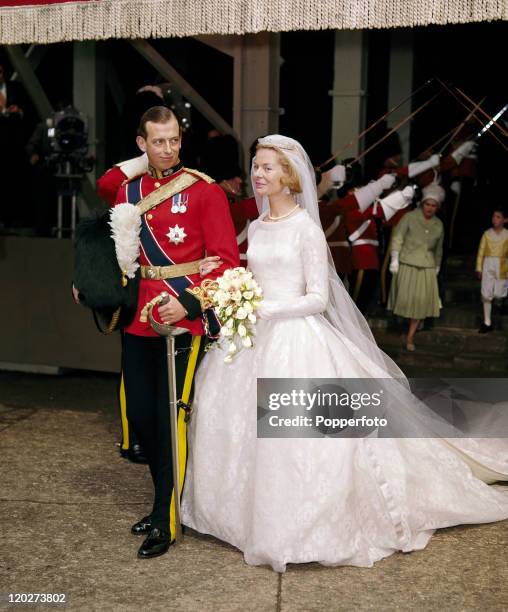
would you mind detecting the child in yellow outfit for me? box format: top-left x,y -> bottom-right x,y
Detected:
476,208 -> 508,333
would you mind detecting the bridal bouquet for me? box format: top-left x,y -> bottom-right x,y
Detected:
204,267 -> 263,363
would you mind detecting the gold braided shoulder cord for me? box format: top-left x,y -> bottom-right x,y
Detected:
186,279 -> 219,311
183,168 -> 215,184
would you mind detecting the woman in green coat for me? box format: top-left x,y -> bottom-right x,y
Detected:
387,183 -> 445,351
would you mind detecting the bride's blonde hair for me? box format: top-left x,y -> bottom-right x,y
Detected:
256,144 -> 303,194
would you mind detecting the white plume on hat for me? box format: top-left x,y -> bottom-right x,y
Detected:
421,183 -> 445,205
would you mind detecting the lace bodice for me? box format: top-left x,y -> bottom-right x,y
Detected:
247,210 -> 329,320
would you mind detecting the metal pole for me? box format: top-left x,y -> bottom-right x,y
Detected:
71,193 -> 77,237
56,193 -> 63,239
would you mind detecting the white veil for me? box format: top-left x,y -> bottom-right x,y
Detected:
253,135 -> 406,383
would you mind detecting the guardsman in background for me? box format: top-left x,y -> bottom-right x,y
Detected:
319,198 -> 352,280
95,106 -> 239,558
318,172 -> 412,310
343,173 -> 396,312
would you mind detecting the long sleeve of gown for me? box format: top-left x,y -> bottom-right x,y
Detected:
257,223 -> 330,320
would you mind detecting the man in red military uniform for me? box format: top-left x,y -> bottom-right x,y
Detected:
319,197 -> 352,279
318,174 -> 413,310
340,174 -> 396,311
102,106 -> 239,558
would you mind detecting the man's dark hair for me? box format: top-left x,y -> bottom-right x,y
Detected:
137,106 -> 180,138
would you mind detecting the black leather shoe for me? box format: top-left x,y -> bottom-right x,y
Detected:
128,443 -> 148,464
478,323 -> 493,334
137,528 -> 172,558
131,516 -> 152,535
120,444 -> 148,464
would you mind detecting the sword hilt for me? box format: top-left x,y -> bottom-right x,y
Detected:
145,292 -> 187,337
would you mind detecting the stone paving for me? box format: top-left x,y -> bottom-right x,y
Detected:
0,372 -> 507,611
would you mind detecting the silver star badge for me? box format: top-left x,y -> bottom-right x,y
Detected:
167,224 -> 187,245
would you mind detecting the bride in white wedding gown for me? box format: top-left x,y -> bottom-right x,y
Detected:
181,135 -> 508,572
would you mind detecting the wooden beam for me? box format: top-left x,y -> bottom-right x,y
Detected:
5,44 -> 52,119
192,34 -> 237,58
130,39 -> 238,139
10,44 -> 47,82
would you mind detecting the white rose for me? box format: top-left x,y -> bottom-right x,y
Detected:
220,326 -> 234,337
235,307 -> 247,320
248,313 -> 256,323
254,287 -> 263,297
215,291 -> 228,308
231,290 -> 242,303
237,323 -> 247,337
226,318 -> 235,328
243,290 -> 254,300
225,305 -> 234,317
242,336 -> 252,348
243,301 -> 253,314
228,342 -> 237,354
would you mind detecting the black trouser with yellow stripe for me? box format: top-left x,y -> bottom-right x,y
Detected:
122,332 -> 205,538
119,332 -> 140,455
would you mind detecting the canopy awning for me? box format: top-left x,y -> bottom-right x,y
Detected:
0,0 -> 507,45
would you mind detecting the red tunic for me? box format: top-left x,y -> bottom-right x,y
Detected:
97,166 -> 127,205
114,169 -> 240,337
319,194 -> 359,276
228,196 -> 259,262
322,193 -> 381,271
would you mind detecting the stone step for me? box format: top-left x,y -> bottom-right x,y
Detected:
374,327 -> 508,355
445,254 -> 476,270
381,346 -> 508,374
446,253 -> 476,268
375,330 -> 508,375
443,278 -> 482,304
435,306 -> 481,329
368,310 -> 508,333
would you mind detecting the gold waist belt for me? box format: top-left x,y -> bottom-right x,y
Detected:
141,259 -> 201,280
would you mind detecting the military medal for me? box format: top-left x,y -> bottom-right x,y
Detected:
171,193 -> 189,214
167,224 -> 187,245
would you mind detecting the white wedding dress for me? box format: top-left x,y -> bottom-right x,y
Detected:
181,209 -> 508,572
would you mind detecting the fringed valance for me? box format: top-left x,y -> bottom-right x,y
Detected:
0,0 -> 507,44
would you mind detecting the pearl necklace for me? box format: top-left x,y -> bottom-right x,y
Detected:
267,204 -> 300,221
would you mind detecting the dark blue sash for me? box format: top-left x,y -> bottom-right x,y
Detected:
128,177 -> 191,296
